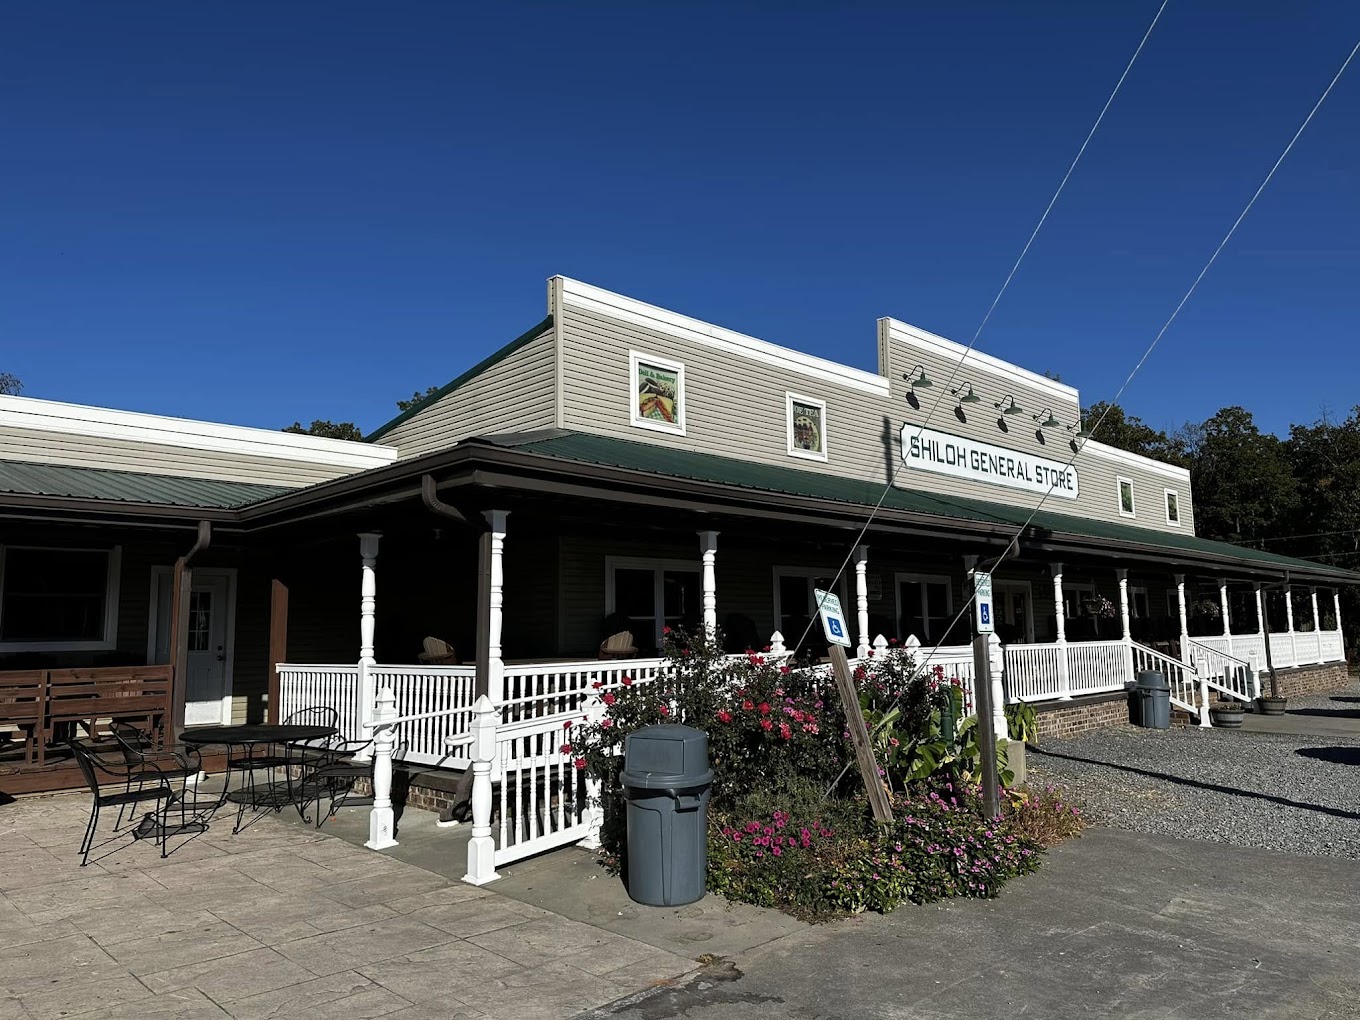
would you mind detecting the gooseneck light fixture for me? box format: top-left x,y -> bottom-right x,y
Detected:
1033,408 -> 1061,429
995,395 -> 1024,416
951,382 -> 982,405
903,365 -> 933,390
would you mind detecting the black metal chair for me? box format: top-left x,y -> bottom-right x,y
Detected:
296,735 -> 374,827
225,707 -> 340,832
110,722 -> 205,832
68,739 -> 178,866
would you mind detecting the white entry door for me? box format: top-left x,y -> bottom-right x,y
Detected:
150,568 -> 237,727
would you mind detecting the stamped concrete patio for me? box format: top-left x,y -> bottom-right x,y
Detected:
0,788 -> 710,1020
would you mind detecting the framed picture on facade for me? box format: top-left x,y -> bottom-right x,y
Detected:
629,352 -> 685,434
786,392 -> 827,460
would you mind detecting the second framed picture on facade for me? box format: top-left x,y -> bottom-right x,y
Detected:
630,352 -> 685,434
787,393 -> 827,460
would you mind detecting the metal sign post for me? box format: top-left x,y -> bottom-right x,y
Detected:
969,570 -> 1000,819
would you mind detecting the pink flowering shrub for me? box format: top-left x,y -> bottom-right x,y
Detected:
708,781 -> 1044,921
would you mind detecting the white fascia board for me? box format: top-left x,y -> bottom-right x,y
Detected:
880,318 -> 1081,405
0,395 -> 399,470
1079,438 -> 1191,481
553,276 -> 891,398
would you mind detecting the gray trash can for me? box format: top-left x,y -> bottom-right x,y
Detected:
620,724 -> 713,907
1134,670 -> 1170,729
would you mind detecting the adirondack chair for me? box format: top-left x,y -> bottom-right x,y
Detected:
598,630 -> 637,660
417,637 -> 458,665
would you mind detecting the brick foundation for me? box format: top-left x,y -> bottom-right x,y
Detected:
1263,661 -> 1351,699
352,766 -> 465,816
1033,692 -> 1133,741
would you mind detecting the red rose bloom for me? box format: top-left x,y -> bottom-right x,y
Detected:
622,676 -> 634,686
658,704 -> 671,716
760,718 -> 773,731
602,693 -> 617,705
716,710 -> 732,723
573,757 -> 587,770
742,699 -> 755,711
560,743 -> 572,754
758,702 -> 771,716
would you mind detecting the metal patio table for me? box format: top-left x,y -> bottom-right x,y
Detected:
181,724 -> 337,831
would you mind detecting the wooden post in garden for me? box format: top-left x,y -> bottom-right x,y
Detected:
972,634 -> 1000,820
828,644 -> 893,824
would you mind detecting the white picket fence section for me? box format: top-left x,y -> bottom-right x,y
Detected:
1320,631 -> 1345,663
1006,640 -> 1128,702
1295,631 -> 1322,665
1066,640 -> 1130,695
277,665 -> 362,741
1004,644 -> 1065,701
369,664 -> 477,769
490,711 -> 597,867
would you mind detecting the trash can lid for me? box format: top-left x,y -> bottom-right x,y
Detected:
623,724 -> 710,786
1136,670 -> 1169,690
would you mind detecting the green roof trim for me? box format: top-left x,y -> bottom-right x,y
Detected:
365,315 -> 555,442
0,460 -> 291,509
495,431 -> 1351,577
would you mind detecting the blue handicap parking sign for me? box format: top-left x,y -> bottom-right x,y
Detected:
828,617 -> 844,638
980,604 -> 990,625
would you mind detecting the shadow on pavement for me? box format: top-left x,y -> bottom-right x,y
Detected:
1033,747 -> 1360,822
1287,707 -> 1360,719
1296,746 -> 1360,767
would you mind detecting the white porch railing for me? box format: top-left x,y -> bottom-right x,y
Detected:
1185,639 -> 1256,704
1320,630 -> 1345,663
1132,643 -> 1206,723
1295,631 -> 1322,664
1184,629 -> 1345,671
502,659 -> 666,723
370,664 -> 477,769
277,665 -> 362,742
1005,640 -> 1128,702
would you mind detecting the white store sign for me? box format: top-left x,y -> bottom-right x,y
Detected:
900,424 -> 1079,500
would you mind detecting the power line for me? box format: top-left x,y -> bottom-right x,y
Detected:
822,28 -> 1360,792
787,0 -> 1167,661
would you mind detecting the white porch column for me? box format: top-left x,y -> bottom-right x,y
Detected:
1218,578 -> 1232,653
987,632 -> 1006,742
1051,563 -> 1071,700
1310,587 -> 1322,662
357,531 -> 381,755
1117,569 -> 1134,688
1334,589 -> 1345,659
479,511 -> 509,706
854,546 -> 870,659
1285,585 -> 1297,667
1175,574 -> 1190,660
698,531 -> 719,637
1254,583 -> 1267,647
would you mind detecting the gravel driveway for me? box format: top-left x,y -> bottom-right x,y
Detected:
1029,680 -> 1360,859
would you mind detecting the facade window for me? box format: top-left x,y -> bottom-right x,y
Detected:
786,393 -> 827,461
0,546 -> 121,650
1062,583 -> 1095,620
1118,477 -> 1135,518
629,351 -> 685,435
1131,586 -> 1150,619
606,557 -> 700,654
773,568 -> 847,651
1165,489 -> 1180,526
895,573 -> 961,645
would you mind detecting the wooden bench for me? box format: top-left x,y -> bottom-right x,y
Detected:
0,670 -> 45,764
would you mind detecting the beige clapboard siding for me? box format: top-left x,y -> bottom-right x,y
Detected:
379,330 -> 557,457
557,297 -> 1194,535
0,427 -> 350,487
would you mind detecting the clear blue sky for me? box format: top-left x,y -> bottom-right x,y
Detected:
3,2 -> 1357,439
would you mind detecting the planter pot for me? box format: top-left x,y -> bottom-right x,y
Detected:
1257,696 -> 1288,717
1209,703 -> 1245,728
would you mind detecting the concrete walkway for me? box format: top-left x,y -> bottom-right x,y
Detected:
0,789 -> 703,1020
581,826 -> 1360,1019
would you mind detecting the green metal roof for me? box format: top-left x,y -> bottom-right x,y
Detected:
0,460 -> 291,509
492,431 -> 1352,578
365,316 -> 554,442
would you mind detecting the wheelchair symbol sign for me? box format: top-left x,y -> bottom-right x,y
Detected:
814,588 -> 852,648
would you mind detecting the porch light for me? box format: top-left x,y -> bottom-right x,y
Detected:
1067,422 -> 1091,438
1033,408 -> 1061,429
951,382 -> 982,405
903,365 -> 933,390
995,395 -> 1024,416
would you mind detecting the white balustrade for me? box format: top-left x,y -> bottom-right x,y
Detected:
277,664 -> 362,740
1064,640 -> 1129,696
1296,631 -> 1321,665
369,664 -> 477,768
1268,632 -> 1297,669
1319,631 -> 1345,663
1004,643 -> 1066,702
1184,639 -> 1253,703
500,658 -> 666,722
1131,643 -> 1201,719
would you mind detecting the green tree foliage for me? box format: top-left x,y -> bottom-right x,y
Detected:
396,385 -> 440,412
1182,406 -> 1297,546
282,420 -> 363,441
1081,401 -> 1186,465
0,372 -> 21,395
1284,409 -> 1360,566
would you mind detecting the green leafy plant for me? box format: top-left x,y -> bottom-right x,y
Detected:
1004,702 -> 1039,744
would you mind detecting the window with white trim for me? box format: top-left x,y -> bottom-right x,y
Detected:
629,351 -> 685,435
895,572 -> 961,645
0,546 -> 121,650
1130,586 -> 1150,619
773,567 -> 847,651
786,392 -> 827,461
1062,582 -> 1095,619
606,556 -> 700,654
1117,477 -> 1135,518
1164,488 -> 1180,526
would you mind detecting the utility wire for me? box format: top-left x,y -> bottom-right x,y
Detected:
821,30 -> 1360,794
786,0 -> 1167,662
